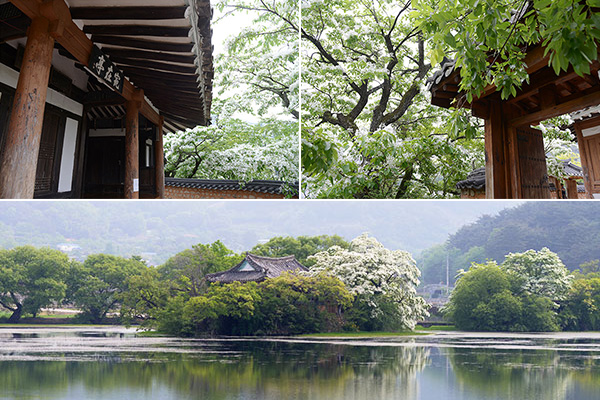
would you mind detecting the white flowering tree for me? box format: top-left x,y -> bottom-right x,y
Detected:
165,0 -> 299,182
301,0 -> 484,198
307,233 -> 429,330
164,118 -> 298,182
502,248 -> 573,301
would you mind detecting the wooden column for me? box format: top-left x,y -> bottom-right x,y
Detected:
155,116 -> 165,199
484,98 -> 510,198
124,90 -> 143,199
565,178 -> 578,199
0,17 -> 55,198
574,120 -> 596,198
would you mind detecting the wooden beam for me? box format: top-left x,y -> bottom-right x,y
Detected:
102,47 -> 195,64
510,90 -> 600,127
91,35 -> 193,53
111,55 -> 197,74
505,67 -> 579,106
119,65 -> 197,82
70,6 -> 187,20
84,25 -> 190,38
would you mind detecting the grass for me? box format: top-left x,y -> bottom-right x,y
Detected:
134,330 -> 171,337
298,330 -> 430,338
415,324 -> 456,331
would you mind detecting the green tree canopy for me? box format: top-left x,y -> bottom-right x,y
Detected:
0,246 -> 71,322
159,241 -> 243,296
250,235 -> 350,266
68,254 -> 147,323
446,261 -> 560,332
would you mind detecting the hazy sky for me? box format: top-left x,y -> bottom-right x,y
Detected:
0,199 -> 532,264
181,200 -> 523,252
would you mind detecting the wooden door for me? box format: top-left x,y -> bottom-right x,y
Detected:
34,108 -> 65,195
83,136 -> 125,197
582,134 -> 600,192
0,87 -> 15,161
516,126 -> 550,198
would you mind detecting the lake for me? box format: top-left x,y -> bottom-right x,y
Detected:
0,327 -> 599,400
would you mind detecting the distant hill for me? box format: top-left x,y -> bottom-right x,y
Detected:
0,201 -> 513,265
418,202 -> 600,284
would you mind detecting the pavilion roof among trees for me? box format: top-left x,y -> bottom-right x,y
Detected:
206,253 -> 308,284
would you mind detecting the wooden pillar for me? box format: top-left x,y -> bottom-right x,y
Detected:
0,17 -> 55,198
484,98 -> 510,198
124,90 -> 143,199
155,116 -> 165,199
565,178 -> 578,199
574,120 -> 596,198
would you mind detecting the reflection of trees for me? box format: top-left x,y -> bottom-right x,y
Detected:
447,348 -> 600,400
0,342 -> 430,400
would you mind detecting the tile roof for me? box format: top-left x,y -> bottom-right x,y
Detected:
455,167 -> 485,190
457,162 -> 582,190
165,178 -> 298,195
206,254 -> 308,283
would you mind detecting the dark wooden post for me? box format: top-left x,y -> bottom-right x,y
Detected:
155,116 -> 165,199
124,90 -> 143,199
484,98 -> 510,199
0,17 -> 55,198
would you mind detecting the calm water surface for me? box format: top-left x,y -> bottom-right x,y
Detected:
1,327 -> 599,400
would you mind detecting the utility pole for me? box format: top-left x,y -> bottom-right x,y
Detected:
446,253 -> 449,290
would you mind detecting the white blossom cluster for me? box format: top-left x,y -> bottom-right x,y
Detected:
307,233 -> 429,329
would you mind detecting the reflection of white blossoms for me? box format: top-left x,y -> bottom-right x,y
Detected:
308,233 -> 429,329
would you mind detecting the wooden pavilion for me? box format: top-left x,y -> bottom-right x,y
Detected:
429,45 -> 600,199
206,254 -> 308,284
0,0 -> 213,198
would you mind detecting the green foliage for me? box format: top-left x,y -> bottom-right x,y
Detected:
183,281 -> 262,335
560,277 -> 600,331
120,268 -> 170,327
159,241 -> 242,296
446,261 -> 561,332
414,0 -> 600,100
162,274 -> 353,336
68,254 -> 147,323
250,235 -> 350,267
0,246 -> 71,322
256,273 -> 353,334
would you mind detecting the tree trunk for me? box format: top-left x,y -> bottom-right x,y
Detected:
7,304 -> 22,323
395,167 -> 414,199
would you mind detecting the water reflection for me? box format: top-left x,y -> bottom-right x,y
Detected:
0,329 -> 599,400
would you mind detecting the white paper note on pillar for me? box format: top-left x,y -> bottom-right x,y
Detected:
133,179 -> 139,192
